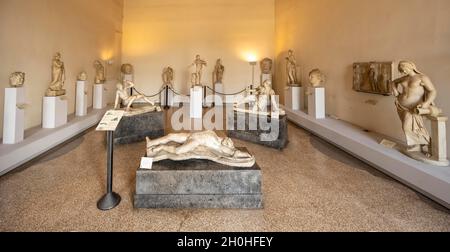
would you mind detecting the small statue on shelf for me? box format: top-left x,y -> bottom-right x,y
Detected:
9,72 -> 25,87
46,52 -> 66,96
286,50 -> 299,86
191,55 -> 207,86
213,59 -> 225,84
94,60 -> 106,84
162,67 -> 174,86
308,69 -> 326,87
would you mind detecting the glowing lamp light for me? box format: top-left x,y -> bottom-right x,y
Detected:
247,54 -> 258,63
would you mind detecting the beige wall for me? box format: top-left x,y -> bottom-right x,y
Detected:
275,0 -> 450,156
122,0 -> 275,96
0,0 -> 123,136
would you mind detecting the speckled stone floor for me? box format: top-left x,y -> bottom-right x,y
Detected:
0,109 -> 449,231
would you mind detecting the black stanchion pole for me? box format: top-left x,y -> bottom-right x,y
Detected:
97,131 -> 121,211
164,85 -> 169,109
203,85 -> 207,108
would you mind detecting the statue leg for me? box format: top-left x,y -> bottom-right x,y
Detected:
174,140 -> 200,155
146,133 -> 190,148
126,97 -> 137,111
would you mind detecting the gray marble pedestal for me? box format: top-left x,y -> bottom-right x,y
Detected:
114,111 -> 165,144
226,111 -> 288,150
134,150 -> 263,209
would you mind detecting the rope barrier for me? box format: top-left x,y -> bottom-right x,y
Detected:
168,86 -> 190,97
206,86 -> 247,96
132,87 -> 165,98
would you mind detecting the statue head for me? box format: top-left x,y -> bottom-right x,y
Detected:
260,58 -> 273,74
9,72 -> 25,87
309,69 -> 326,87
216,58 -> 222,65
121,64 -> 133,75
77,71 -> 87,81
54,52 -> 61,60
262,79 -> 272,88
288,50 -> 294,57
398,61 -> 421,76
196,55 -> 200,60
116,82 -> 124,90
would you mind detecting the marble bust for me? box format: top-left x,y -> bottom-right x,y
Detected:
309,69 -> 326,87
77,71 -> 87,81
146,130 -> 255,167
46,52 -> 66,96
94,60 -> 106,84
260,58 -> 273,74
121,64 -> 134,75
9,72 -> 25,87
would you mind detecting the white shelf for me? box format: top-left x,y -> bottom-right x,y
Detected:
283,106 -> 450,209
0,107 -> 109,176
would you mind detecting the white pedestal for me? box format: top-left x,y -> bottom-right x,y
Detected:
261,74 -> 272,86
285,86 -> 302,110
76,81 -> 88,117
308,87 -> 325,119
3,87 -> 25,144
190,86 -> 203,119
160,86 -> 174,107
43,96 -> 68,129
93,84 -> 107,109
213,83 -> 224,106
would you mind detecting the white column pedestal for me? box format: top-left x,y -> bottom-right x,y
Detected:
43,96 -> 68,129
261,74 -> 272,86
93,84 -> 107,109
308,87 -> 325,119
3,87 -> 25,144
214,83 -> 224,106
76,81 -> 88,117
430,116 -> 448,164
285,86 -> 302,110
190,86 -> 203,119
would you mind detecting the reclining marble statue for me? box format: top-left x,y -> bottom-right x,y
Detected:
146,130 -> 256,167
234,80 -> 285,117
46,52 -> 66,96
392,61 -> 448,166
114,80 -> 161,115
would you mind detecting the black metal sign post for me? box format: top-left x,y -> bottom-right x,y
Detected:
164,85 -> 170,109
97,131 -> 121,211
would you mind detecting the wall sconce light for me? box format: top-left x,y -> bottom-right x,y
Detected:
249,60 -> 257,92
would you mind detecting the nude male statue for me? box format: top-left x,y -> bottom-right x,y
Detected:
191,55 -> 207,85
286,50 -> 298,85
114,81 -> 155,111
146,130 -> 253,159
235,80 -> 281,114
392,61 -> 439,153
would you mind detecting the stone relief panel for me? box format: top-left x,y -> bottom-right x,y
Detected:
353,62 -> 393,96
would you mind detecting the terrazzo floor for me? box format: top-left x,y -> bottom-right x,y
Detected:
0,109 -> 449,231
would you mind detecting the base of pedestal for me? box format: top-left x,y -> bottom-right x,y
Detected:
285,86 -> 302,110
308,87 -> 325,119
190,86 -> 203,119
42,96 -> 68,129
97,192 -> 121,211
402,150 -> 450,167
93,84 -> 107,109
3,87 -> 25,144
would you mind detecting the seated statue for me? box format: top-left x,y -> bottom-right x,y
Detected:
146,130 -> 255,167
234,80 -> 285,116
114,81 -> 157,112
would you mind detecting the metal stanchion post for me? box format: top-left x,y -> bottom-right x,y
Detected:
164,85 -> 170,109
97,131 -> 121,211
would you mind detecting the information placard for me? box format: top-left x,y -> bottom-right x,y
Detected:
96,110 -> 125,131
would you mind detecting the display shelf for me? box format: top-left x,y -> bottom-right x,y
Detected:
0,107 -> 109,176
283,106 -> 450,209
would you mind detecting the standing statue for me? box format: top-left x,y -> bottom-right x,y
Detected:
286,50 -> 299,86
191,55 -> 207,86
309,69 -> 326,87
94,60 -> 106,84
213,59 -> 225,84
9,72 -> 25,87
392,61 -> 441,154
114,81 -> 156,112
146,130 -> 255,167
260,58 -> 273,74
46,52 -> 66,96
162,67 -> 174,86
121,64 -> 134,75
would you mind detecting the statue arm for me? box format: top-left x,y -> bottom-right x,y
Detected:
419,76 -> 437,108
114,92 -> 120,109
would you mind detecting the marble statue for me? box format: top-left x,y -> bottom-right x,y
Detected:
77,71 -> 87,81
9,72 -> 25,87
191,55 -> 207,86
146,130 -> 256,167
162,67 -> 174,85
286,50 -> 299,86
213,59 -> 225,84
260,58 -> 273,74
94,60 -> 106,84
353,62 -> 393,95
121,64 -> 134,75
234,80 -> 285,117
114,80 -> 160,115
46,52 -> 66,96
309,69 -> 326,87
392,61 -> 448,166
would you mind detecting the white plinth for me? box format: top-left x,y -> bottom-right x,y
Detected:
76,81 -> 88,117
308,87 -> 325,119
160,86 -> 174,107
93,84 -> 107,109
190,86 -> 203,119
3,87 -> 25,144
261,74 -> 272,86
42,96 -> 67,129
213,83 -> 224,106
285,86 -> 302,110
